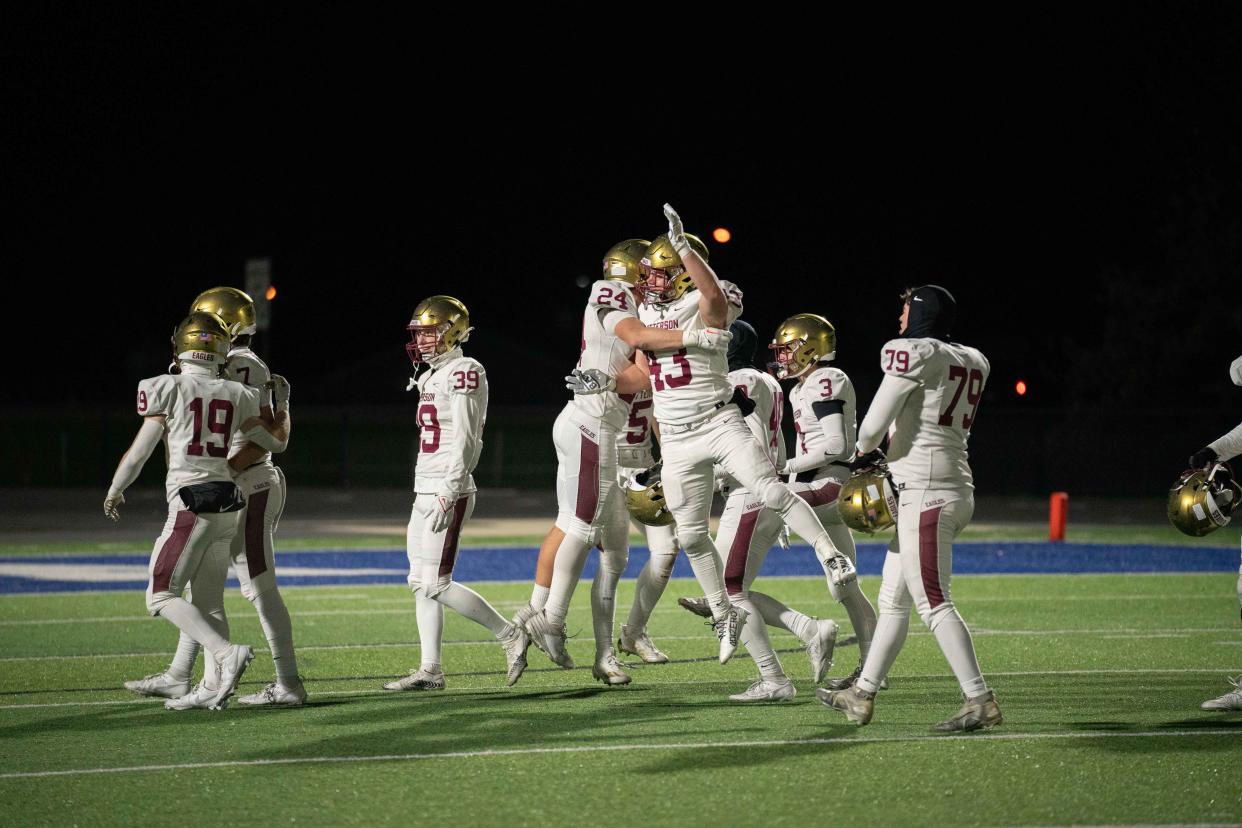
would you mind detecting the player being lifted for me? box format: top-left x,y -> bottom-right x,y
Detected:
124,287 -> 305,706
635,204 -> 857,663
104,311 -> 290,710
1185,360 -> 1242,711
770,313 -> 878,689
389,297 -> 533,691
521,239 -> 732,681
819,285 -> 1002,732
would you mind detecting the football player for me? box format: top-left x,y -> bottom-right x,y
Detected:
769,313 -> 878,689
105,311 -> 289,710
709,320 -> 839,700
387,296 -> 531,691
124,287 -> 305,706
819,285 -> 1002,732
1186,374 -> 1242,711
521,239 -> 732,682
635,204 -> 858,663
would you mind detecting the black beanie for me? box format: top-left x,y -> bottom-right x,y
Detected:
727,319 -> 758,371
903,285 -> 957,339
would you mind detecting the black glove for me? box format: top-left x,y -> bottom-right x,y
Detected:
848,448 -> 886,472
730,386 -> 757,417
634,461 -> 663,488
1189,446 -> 1218,469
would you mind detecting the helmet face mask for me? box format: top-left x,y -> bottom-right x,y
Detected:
625,474 -> 675,527
637,263 -> 689,306
1168,462 -> 1241,536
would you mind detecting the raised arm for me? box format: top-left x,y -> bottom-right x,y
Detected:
664,204 -> 727,328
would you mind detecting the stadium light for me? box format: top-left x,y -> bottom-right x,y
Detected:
712,227 -> 731,243
266,286 -> 277,301
1015,379 -> 1027,396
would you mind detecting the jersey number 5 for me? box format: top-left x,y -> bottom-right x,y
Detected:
186,398 -> 234,457
938,366 -> 984,429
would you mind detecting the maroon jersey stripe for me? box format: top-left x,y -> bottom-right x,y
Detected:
724,508 -> 761,596
437,497 -> 470,577
573,434 -> 601,523
152,510 -> 197,593
244,490 -> 270,579
797,481 -> 842,508
919,506 -> 946,608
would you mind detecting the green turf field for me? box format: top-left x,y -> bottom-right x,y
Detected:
2,571 -> 1240,826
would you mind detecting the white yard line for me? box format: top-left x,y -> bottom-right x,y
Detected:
2,667 -> 1238,709
1,728 -> 1238,780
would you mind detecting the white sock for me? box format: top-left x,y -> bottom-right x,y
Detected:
591,549 -> 625,658
168,634 -> 200,683
625,553 -> 674,631
543,533 -> 592,626
929,606 -> 988,698
415,592 -> 444,670
748,590 -> 816,643
838,582 -> 878,663
530,584 -> 550,610
435,582 -> 511,637
252,589 -> 299,687
735,597 -> 783,681
857,611 -> 910,694
774,490 -> 831,550
682,536 -> 729,619
158,598 -> 230,656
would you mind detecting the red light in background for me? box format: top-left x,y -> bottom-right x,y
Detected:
712,227 -> 731,243
265,286 -> 277,301
1015,380 -> 1027,396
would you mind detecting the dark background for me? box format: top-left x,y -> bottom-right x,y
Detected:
4,7 -> 1242,497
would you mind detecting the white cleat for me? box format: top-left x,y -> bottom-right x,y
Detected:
500,625 -> 531,686
524,610 -> 574,669
164,682 -> 221,711
592,652 -> 632,686
1201,676 -> 1242,711
238,679 -> 308,705
618,624 -> 669,664
729,678 -> 797,702
510,602 -> 538,631
817,684 -> 876,725
806,619 -> 839,684
677,596 -> 713,618
211,644 -> 255,710
822,662 -> 889,691
930,690 -> 1004,733
823,552 -> 857,587
124,672 -> 190,699
384,668 -> 446,692
711,605 -> 748,665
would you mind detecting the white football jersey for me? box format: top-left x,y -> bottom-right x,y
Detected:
716,367 -> 785,491
412,349 -> 488,495
880,337 -> 990,489
637,280 -> 744,425
225,346 -> 273,465
136,371 -> 262,503
615,387 -> 656,468
570,279 -> 640,431
789,364 -> 857,476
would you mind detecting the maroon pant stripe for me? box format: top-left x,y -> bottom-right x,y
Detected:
437,497 -> 470,577
152,510 -> 197,593
724,509 -> 761,596
574,433 -> 601,523
244,489 -> 270,579
919,506 -> 946,608
797,481 -> 842,508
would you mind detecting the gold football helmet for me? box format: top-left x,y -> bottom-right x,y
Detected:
407,295 -> 472,364
637,233 -> 709,305
602,239 -> 651,285
171,311 -> 232,366
625,474 -> 675,527
1168,463 -> 1241,537
190,287 -> 257,339
769,313 -> 837,379
838,466 -> 899,533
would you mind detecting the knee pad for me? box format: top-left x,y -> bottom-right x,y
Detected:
146,591 -> 172,617
759,480 -> 798,514
555,513 -> 597,546
422,574 -> 452,600
679,532 -> 714,561
920,599 -> 957,629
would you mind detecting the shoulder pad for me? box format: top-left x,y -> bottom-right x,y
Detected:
588,280 -> 638,315
719,280 -> 744,309
444,357 -> 486,394
805,365 -> 848,400
136,374 -> 175,417
880,338 -> 936,380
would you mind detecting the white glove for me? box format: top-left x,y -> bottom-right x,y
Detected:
777,525 -> 790,550
565,368 -> 616,395
268,374 -> 291,410
103,491 -> 125,522
1230,355 -> 1242,387
663,203 -> 692,258
429,492 -> 457,533
682,327 -> 733,351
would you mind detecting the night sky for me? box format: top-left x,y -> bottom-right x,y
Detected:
6,7 -> 1242,423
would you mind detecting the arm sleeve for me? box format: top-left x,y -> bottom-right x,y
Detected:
108,418 -> 165,497
1210,422 -> 1242,462
243,422 -> 288,453
857,374 -> 920,453
781,411 -> 844,474
442,367 -> 487,494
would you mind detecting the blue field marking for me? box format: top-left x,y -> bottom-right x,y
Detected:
0,542 -> 1237,594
